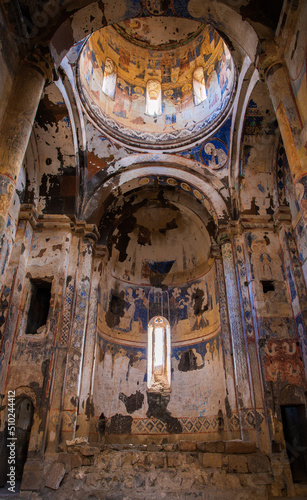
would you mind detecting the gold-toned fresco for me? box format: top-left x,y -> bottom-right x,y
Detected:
78,18 -> 235,147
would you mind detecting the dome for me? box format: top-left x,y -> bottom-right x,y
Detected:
77,17 -> 235,150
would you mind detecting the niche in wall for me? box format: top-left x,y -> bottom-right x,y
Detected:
26,280 -> 51,334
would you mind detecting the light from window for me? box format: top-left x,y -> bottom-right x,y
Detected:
102,58 -> 117,100
145,79 -> 162,116
147,316 -> 171,392
193,66 -> 207,105
154,326 -> 164,368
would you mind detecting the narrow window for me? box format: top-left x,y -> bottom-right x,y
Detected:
147,316 -> 171,392
102,58 -> 117,100
26,280 -> 51,334
193,66 -> 207,105
145,79 -> 162,116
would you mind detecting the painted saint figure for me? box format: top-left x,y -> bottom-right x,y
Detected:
204,142 -> 227,170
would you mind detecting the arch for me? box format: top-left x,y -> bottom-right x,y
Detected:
15,397 -> 34,481
82,155 -> 230,226
49,1 -> 259,69
279,386 -> 307,483
279,384 -> 306,406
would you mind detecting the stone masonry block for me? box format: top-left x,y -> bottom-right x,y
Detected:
79,445 -> 100,456
81,456 -> 94,466
20,461 -> 44,491
178,440 -> 197,452
197,441 -> 225,453
202,453 -> 222,468
211,470 -> 242,489
225,440 -> 257,454
227,454 -> 248,473
163,443 -> 178,452
147,452 -> 165,468
204,441 -> 225,453
45,463 -> 66,490
167,452 -> 186,468
57,452 -> 82,471
239,472 -> 274,487
247,452 -> 271,473
122,451 -> 143,468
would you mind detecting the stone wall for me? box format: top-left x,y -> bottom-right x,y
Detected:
20,439 -> 298,499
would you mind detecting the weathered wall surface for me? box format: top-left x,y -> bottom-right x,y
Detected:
34,83 -> 77,215
0,8 -> 19,128
93,334 -> 228,438
284,1 -> 307,127
0,0 -> 306,496
239,81 -> 278,217
246,228 -> 306,383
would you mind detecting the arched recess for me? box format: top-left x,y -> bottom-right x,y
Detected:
0,387 -> 36,486
27,78 -> 79,216
228,61 -> 259,217
91,154 -> 233,436
279,384 -> 307,483
14,397 -> 34,480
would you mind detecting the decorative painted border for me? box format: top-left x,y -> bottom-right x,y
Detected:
105,409 -> 265,435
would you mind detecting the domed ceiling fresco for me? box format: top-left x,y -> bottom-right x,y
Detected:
78,17 -> 235,150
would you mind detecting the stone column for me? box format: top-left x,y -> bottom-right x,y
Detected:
76,246 -> 107,440
220,234 -> 254,441
0,57 -> 50,237
233,231 -> 271,451
0,217 -> 33,395
264,62 -> 305,179
75,260 -> 99,439
44,230 -> 77,454
60,232 -> 96,443
260,52 -> 307,223
213,245 -> 238,436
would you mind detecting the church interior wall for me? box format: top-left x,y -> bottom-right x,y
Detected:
0,0 -> 306,497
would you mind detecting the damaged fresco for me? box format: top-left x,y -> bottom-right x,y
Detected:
98,266 -> 220,344
0,0 -> 306,496
93,333 -> 227,434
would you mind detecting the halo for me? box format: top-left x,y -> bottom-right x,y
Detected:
134,86 -> 144,95
138,177 -> 150,185
167,178 -> 178,186
181,182 -> 191,191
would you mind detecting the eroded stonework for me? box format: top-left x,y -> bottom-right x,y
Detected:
0,0 -> 307,498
